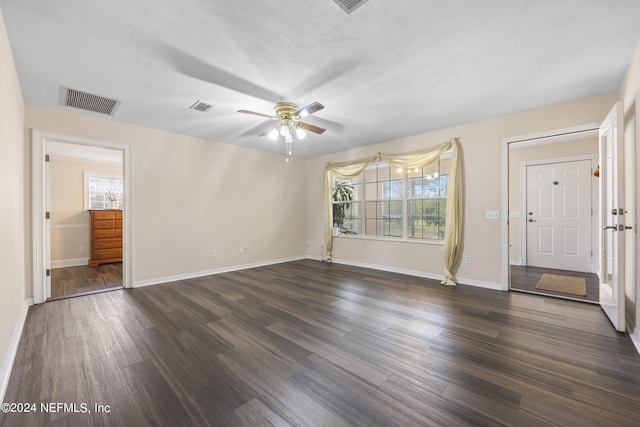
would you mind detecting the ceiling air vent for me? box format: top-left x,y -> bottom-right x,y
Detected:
60,87 -> 120,116
331,0 -> 370,14
189,100 -> 213,112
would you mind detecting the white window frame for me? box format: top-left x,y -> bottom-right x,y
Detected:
84,171 -> 124,210
332,153 -> 451,243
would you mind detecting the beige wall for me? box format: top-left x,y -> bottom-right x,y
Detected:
306,93 -> 617,288
0,7 -> 26,391
620,41 -> 640,343
50,157 -> 122,266
26,104 -> 308,289
508,138 -> 598,265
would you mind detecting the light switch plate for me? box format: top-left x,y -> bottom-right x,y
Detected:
485,210 -> 500,220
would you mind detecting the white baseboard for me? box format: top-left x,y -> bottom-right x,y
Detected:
51,257 -> 89,268
330,258 -> 505,291
0,298 -> 32,403
626,313 -> 640,355
133,256 -> 308,288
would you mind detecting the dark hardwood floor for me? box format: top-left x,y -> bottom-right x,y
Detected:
510,265 -> 599,303
50,263 -> 123,299
2,260 -> 639,426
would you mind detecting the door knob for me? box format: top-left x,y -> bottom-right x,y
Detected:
528,218 -> 536,222
603,225 -> 616,230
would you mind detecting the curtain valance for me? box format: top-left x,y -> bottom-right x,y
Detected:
324,138 -> 463,286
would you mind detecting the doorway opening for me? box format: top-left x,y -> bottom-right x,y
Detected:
47,141 -> 124,300
504,125 -> 600,303
32,130 -> 132,304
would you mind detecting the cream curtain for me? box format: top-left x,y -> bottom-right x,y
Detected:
324,138 -> 463,286
324,155 -> 378,262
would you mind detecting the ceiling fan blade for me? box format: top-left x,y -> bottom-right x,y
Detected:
237,109 -> 279,120
298,121 -> 326,134
296,102 -> 324,118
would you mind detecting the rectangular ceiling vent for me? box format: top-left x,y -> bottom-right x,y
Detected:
60,86 -> 120,116
331,0 -> 370,14
189,100 -> 213,112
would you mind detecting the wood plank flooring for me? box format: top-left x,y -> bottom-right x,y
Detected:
50,263 -> 123,299
2,260 -> 639,426
510,265 -> 599,302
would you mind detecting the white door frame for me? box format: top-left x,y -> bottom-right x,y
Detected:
520,154 -> 598,273
501,123 -> 600,290
32,129 -> 134,304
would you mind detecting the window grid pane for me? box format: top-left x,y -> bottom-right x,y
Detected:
332,153 -> 450,241
89,176 -> 123,210
332,177 -> 361,235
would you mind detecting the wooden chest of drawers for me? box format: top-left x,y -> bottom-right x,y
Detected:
89,209 -> 123,267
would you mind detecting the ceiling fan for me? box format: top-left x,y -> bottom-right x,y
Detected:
238,101 -> 326,155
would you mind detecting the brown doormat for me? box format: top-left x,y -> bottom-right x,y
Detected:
535,273 -> 586,296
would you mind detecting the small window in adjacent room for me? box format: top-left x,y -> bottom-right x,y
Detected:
85,174 -> 123,210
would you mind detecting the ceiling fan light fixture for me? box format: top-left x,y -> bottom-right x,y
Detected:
238,101 -> 326,156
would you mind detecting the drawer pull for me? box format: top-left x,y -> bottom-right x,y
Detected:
98,243 -> 104,247
101,223 -> 107,227
97,253 -> 104,257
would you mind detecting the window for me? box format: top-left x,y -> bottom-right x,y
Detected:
331,153 -> 450,241
406,160 -> 448,240
365,163 -> 404,238
332,175 -> 362,235
85,174 -> 123,210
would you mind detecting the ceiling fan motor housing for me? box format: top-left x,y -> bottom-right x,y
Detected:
274,102 -> 299,119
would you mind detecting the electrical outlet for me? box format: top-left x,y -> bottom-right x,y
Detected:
211,249 -> 216,257
79,246 -> 85,253
465,255 -> 471,264
239,246 -> 244,253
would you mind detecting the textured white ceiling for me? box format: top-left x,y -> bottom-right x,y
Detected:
2,0 -> 640,158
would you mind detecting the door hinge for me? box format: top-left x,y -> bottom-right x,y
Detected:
45,211 -> 50,219
46,269 -> 51,277
45,154 -> 50,162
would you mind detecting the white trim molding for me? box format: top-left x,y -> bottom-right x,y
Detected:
0,299 -> 32,403
626,314 -> 640,355
330,258 -> 505,291
133,256 -> 307,288
51,258 -> 90,269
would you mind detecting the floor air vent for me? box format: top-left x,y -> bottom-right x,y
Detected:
60,87 -> 120,116
331,0 -> 370,14
189,100 -> 213,112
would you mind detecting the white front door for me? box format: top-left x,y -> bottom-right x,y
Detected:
599,102 -> 625,332
526,159 -> 593,272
